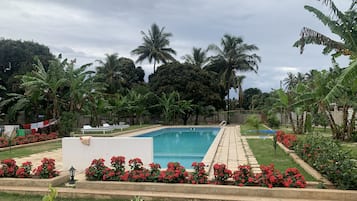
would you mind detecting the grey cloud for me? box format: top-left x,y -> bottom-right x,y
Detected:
0,0 -> 352,92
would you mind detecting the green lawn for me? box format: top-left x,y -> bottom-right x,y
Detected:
341,143 -> 357,160
247,139 -> 315,181
0,141 -> 62,160
0,192 -> 132,201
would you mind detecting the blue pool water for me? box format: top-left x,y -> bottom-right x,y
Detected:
136,127 -> 220,168
247,129 -> 276,134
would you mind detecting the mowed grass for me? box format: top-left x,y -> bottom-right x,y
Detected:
0,192 -> 132,201
247,139 -> 316,181
341,143 -> 357,160
0,140 -> 62,160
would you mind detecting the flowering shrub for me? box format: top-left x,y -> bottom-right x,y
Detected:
1,159 -> 19,177
159,162 -> 188,183
148,163 -> 161,182
295,134 -> 357,190
233,165 -> 255,186
47,132 -> 58,140
283,168 -> 306,188
1,133 -> 58,148
127,158 -> 150,182
102,167 -> 117,181
188,162 -> 208,184
129,158 -> 144,170
15,136 -> 29,145
255,164 -> 283,188
111,156 -> 125,176
213,163 -> 232,184
16,161 -> 32,178
33,158 -> 59,179
0,137 -> 9,148
276,130 -> 297,149
83,157 -> 307,189
85,158 -> 108,181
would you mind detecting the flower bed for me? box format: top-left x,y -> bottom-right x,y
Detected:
0,132 -> 58,148
294,134 -> 357,190
276,130 -> 297,149
0,157 -> 59,179
85,156 -> 306,188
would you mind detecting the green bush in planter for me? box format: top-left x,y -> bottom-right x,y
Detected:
294,134 -> 357,190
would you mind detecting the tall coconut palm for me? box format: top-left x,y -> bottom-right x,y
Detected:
207,34 -> 261,123
96,53 -> 122,94
233,75 -> 246,108
293,0 -> 357,102
131,23 -> 176,73
182,47 -> 209,68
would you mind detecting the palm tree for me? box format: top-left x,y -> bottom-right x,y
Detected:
207,34 -> 261,123
131,23 -> 176,73
233,75 -> 245,108
182,47 -> 209,68
96,53 -> 123,94
293,0 -> 357,102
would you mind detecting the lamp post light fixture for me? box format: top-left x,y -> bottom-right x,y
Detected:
69,166 -> 76,184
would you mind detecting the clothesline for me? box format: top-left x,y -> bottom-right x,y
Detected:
22,119 -> 57,129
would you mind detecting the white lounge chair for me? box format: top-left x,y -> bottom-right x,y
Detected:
102,123 -> 130,131
81,125 -> 114,134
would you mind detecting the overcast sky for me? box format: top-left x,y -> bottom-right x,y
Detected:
0,0 -> 352,92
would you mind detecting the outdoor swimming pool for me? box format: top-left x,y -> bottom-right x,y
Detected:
136,127 -> 220,168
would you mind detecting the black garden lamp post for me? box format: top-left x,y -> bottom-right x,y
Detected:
69,166 -> 76,184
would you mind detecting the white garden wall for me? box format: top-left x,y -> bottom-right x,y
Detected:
62,137 -> 153,172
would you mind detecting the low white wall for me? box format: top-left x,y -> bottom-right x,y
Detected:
62,137 -> 153,172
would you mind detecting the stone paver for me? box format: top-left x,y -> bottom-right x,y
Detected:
14,149 -> 63,171
208,125 -> 261,178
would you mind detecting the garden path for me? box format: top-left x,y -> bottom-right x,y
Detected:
208,126 -> 261,179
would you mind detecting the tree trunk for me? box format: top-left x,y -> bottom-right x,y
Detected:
153,59 -> 157,73
342,105 -> 348,140
195,108 -> 199,125
347,109 -> 356,141
288,111 -> 296,134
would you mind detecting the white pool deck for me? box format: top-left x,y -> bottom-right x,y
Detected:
13,125 -> 261,180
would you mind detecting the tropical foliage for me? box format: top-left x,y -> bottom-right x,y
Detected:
131,23 -> 176,73
205,34 -> 261,122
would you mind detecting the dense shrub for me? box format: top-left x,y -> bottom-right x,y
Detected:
255,164 -> 284,188
188,162 -> 208,184
16,161 -> 32,178
267,114 -> 280,128
0,137 -> 9,148
233,165 -> 255,186
85,158 -> 107,181
294,134 -> 357,190
159,162 -> 188,183
0,159 -> 18,177
84,157 -> 306,188
0,158 -> 58,179
276,130 -> 297,149
33,158 -> 59,178
0,133 -> 58,148
213,163 -> 232,184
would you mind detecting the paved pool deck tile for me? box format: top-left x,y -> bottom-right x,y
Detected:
207,125 -> 261,179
